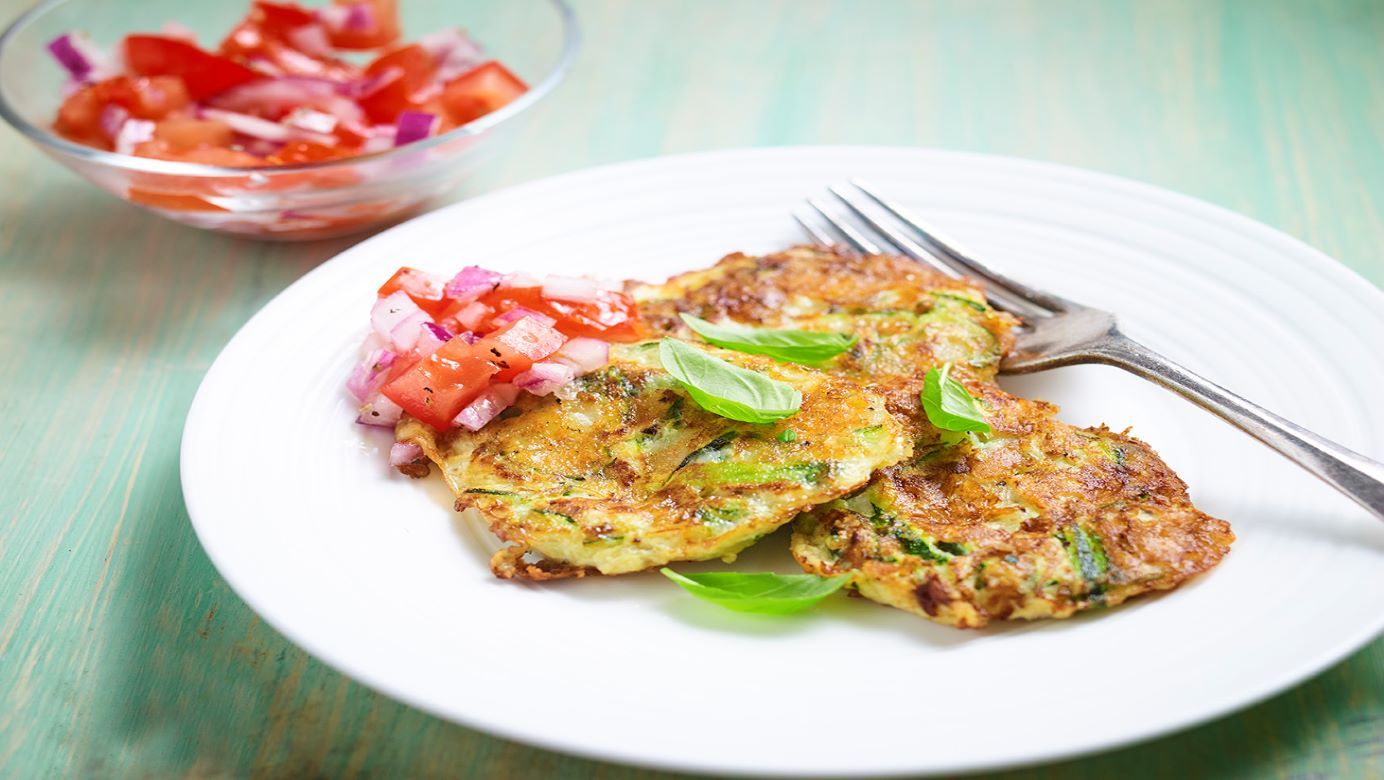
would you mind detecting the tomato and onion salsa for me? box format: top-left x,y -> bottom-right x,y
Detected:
47,0 -> 528,166
348,266 -> 642,459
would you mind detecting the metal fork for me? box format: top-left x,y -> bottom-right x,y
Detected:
797,180 -> 1384,522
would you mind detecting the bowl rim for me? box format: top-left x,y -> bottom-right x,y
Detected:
0,0 -> 580,176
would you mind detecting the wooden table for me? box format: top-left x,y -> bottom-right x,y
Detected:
3,0 -> 1381,777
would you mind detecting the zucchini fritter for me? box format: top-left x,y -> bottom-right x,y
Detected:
398,340 -> 909,579
635,246 -> 1233,627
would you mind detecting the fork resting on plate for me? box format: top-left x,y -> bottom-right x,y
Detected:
796,181 -> 1384,522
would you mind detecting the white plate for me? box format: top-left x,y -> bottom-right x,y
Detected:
181,147 -> 1384,777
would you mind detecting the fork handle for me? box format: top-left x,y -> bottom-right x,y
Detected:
1091,332 -> 1384,522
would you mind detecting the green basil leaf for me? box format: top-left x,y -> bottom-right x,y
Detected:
658,339 -> 802,424
660,568 -> 851,614
921,363 -> 992,433
679,313 -> 857,364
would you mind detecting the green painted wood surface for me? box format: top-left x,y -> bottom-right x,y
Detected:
2,0 -> 1382,777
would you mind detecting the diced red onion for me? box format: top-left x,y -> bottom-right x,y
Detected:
316,94 -> 366,124
274,46 -> 336,78
394,111 -> 438,147
210,78 -> 338,115
357,393 -> 402,427
444,266 -> 502,301
284,107 -> 338,135
360,131 -> 395,154
415,321 -> 453,355
99,104 -> 130,140
287,24 -> 333,58
317,5 -> 350,31
342,67 -> 400,99
345,3 -> 375,31
346,348 -> 397,401
245,57 -> 286,77
372,290 -> 425,337
450,301 -> 492,331
201,107 -> 336,146
114,119 -> 155,155
551,337 -> 610,374
160,21 -> 197,43
499,272 -> 540,289
514,362 -> 576,396
389,441 -> 423,466
454,384 -> 518,431
359,330 -> 387,356
47,34 -> 91,79
491,306 -> 556,328
389,310 -> 431,352
419,28 -> 484,84
541,275 -> 601,303
457,330 -> 479,344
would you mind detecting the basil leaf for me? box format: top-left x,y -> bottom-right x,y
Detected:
660,568 -> 850,614
658,339 -> 802,424
921,363 -> 991,433
679,313 -> 857,364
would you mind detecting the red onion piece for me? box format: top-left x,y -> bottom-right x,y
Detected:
419,28 -> 484,84
287,24 -> 333,58
201,106 -> 338,146
210,78 -> 339,116
394,111 -> 438,147
317,5 -> 350,32
389,441 -> 423,466
500,318 -> 567,361
284,107 -> 338,135
541,275 -> 601,303
389,310 -> 431,352
514,362 -> 576,396
345,3 -> 375,31
346,348 -> 397,401
114,119 -> 156,155
414,322 -> 452,355
454,384 -> 518,431
47,34 -> 91,79
450,301 -> 493,332
457,330 -> 479,344
372,291 -> 426,338
444,266 -> 502,301
99,104 -> 130,140
357,393 -> 403,427
499,272 -> 540,289
551,337 -> 610,374
491,306 -> 556,328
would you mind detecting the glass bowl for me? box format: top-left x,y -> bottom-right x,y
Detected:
0,0 -> 578,240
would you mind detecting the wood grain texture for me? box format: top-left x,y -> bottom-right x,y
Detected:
1,0 -> 1381,777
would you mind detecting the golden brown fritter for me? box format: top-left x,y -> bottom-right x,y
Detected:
397,340 -> 909,579
635,245 -> 1233,627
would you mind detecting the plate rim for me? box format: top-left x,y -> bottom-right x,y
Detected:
181,144 -> 1384,778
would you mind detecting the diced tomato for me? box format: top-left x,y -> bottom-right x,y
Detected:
266,140 -> 355,165
125,35 -> 263,100
54,76 -> 191,148
127,188 -> 229,212
378,267 -> 451,317
357,43 -> 436,124
439,61 -> 527,126
153,117 -> 234,150
382,338 -> 497,429
478,287 -> 641,341
254,1 -> 317,31
472,317 -> 567,382
325,0 -> 401,50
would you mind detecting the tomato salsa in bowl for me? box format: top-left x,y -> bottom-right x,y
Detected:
0,0 -> 577,239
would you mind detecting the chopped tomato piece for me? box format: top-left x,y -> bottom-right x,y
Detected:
254,1 -> 317,31
478,287 -> 642,341
266,140 -> 354,165
357,43 -> 436,124
472,316 -> 567,381
325,0 -> 401,50
382,338 -> 497,429
127,189 -> 229,212
54,75 -> 191,148
125,35 -> 263,100
378,267 -> 450,317
439,61 -> 527,126
153,117 -> 234,150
